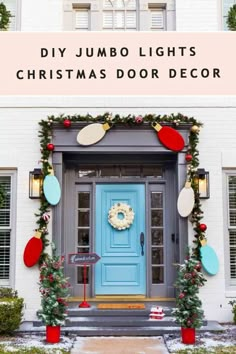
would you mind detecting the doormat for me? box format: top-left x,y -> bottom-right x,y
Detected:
97,303 -> 145,309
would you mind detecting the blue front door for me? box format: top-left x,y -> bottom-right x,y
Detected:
95,184 -> 146,295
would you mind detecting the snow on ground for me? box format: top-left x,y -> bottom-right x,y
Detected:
164,325 -> 236,353
0,334 -> 74,352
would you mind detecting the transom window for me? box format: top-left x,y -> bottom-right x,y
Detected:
77,164 -> 163,179
103,0 -> 137,30
227,175 -> 236,285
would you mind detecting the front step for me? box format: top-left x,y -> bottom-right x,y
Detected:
28,304 -> 223,336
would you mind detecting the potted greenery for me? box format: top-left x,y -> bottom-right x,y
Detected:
37,245 -> 70,343
227,4 -> 236,31
172,252 -> 206,344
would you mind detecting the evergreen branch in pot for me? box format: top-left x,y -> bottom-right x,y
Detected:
172,252 -> 207,330
37,245 -> 70,327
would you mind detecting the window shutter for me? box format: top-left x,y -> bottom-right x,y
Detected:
0,176 -> 11,282
150,9 -> 164,30
75,10 -> 89,30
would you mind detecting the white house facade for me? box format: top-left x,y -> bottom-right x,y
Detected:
0,0 -> 236,325
2,0 -> 236,31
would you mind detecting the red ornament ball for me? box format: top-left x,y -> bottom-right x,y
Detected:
195,263 -> 202,271
63,119 -> 71,128
179,293 -> 185,299
199,223 -> 207,232
135,115 -> 143,124
46,143 -> 55,151
185,154 -> 193,162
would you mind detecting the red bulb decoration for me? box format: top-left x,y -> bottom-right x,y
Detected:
46,143 -> 55,151
199,223 -> 207,232
63,119 -> 71,128
185,154 -> 193,162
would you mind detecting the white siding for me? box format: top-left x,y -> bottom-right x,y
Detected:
176,0 -> 220,31
0,96 -> 236,322
21,0 -> 64,31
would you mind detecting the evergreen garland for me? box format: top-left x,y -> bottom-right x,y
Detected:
0,2 -> 11,30
36,113 -> 205,264
227,4 -> 236,31
37,246 -> 70,326
172,250 -> 207,328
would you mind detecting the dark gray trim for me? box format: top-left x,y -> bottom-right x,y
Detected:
52,125 -> 189,297
177,152 -> 188,263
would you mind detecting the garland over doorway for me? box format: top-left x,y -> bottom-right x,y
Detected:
27,113 -> 206,264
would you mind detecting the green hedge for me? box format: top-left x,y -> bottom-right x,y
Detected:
0,294 -> 24,334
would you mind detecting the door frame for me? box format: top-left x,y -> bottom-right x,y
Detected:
63,162 -> 178,298
52,123 -> 189,297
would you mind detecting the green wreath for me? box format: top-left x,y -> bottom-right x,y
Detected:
227,4 -> 236,31
0,2 -> 11,30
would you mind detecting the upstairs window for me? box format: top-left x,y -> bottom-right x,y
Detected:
148,4 -> 166,31
103,0 -> 137,30
73,5 -> 90,30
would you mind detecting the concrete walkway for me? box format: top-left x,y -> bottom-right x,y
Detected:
71,336 -> 169,354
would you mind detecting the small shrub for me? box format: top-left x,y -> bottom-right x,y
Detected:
229,299 -> 236,324
227,4 -> 236,31
0,287 -> 18,299
0,288 -> 24,334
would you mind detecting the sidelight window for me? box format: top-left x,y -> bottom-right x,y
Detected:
150,191 -> 164,284
77,192 -> 90,284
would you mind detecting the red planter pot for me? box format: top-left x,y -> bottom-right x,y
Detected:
181,327 -> 196,344
46,325 -> 61,343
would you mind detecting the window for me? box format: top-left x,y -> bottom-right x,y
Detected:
151,192 -> 164,284
77,191 -> 91,284
148,4 -> 166,31
2,0 -> 17,30
103,0 -> 137,30
0,175 -> 12,285
77,164 -> 163,179
223,0 -> 236,30
226,174 -> 236,285
73,5 -> 90,31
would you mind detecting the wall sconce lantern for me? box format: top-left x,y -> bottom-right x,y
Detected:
196,168 -> 210,199
29,168 -> 43,199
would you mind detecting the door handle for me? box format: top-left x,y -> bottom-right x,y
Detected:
140,232 -> 144,256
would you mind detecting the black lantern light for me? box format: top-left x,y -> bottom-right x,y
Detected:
29,168 -> 43,199
196,168 -> 210,199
